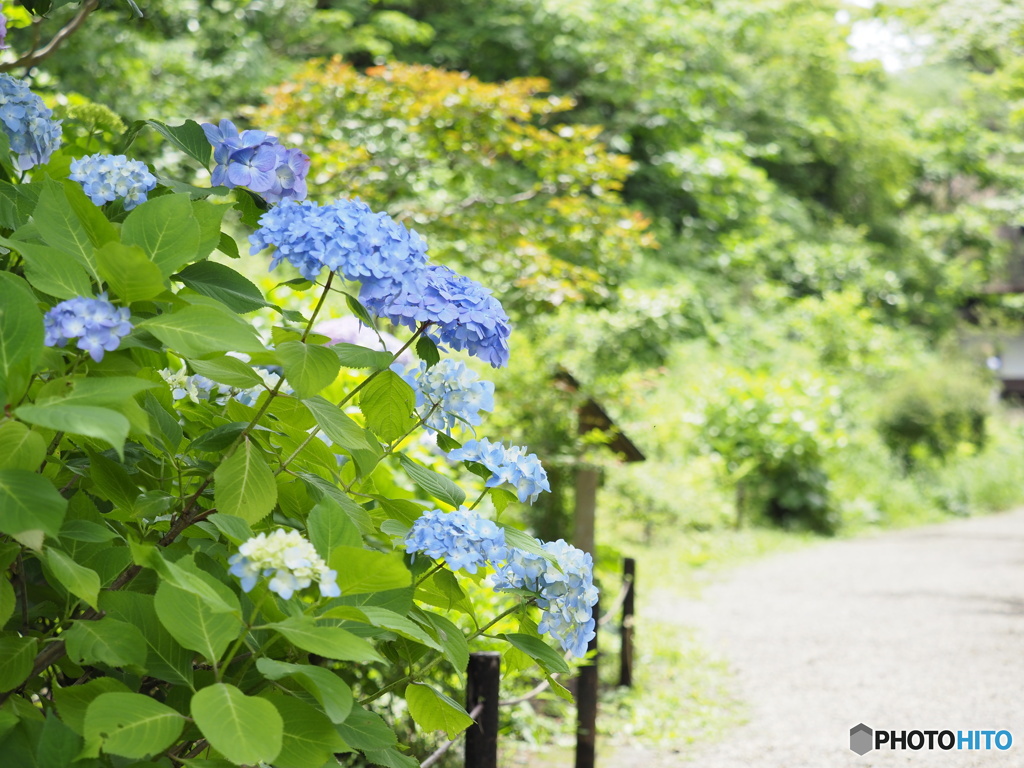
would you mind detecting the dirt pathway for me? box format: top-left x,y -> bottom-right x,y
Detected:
615,508 -> 1024,767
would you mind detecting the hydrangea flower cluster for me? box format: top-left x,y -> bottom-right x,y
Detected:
0,13 -> 8,50
43,294 -> 132,363
159,366 -> 217,403
402,359 -> 494,435
492,540 -> 599,658
203,119 -> 310,203
0,74 -> 62,170
228,528 -> 340,600
69,153 -> 157,210
404,507 -> 507,574
448,437 -> 551,504
364,265 -> 511,368
234,366 -> 291,407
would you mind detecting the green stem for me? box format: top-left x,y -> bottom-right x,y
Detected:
217,594 -> 268,682
301,273 -> 334,343
413,562 -> 444,589
467,487 -> 489,510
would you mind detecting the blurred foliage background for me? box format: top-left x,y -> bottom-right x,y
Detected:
14,0 -> 1024,755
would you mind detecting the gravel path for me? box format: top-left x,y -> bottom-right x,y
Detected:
616,508 -> 1024,767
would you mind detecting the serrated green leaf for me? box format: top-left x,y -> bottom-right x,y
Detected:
0,635 -> 35,692
214,438 -> 277,524
330,547 -> 411,595
191,199 -> 230,259
36,376 -> 160,409
255,659 -> 354,725
191,684 -> 283,765
188,421 -> 248,453
308,496 -> 362,559
489,487 -> 518,514
63,617 -> 147,670
84,692 -> 185,759
44,549 -> 100,608
364,748 -> 420,768
100,591 -> 194,687
16,403 -> 129,460
189,356 -> 264,388
32,179 -> 101,279
269,696 -> 347,768
0,579 -> 15,627
415,610 -> 469,670
415,336 -> 440,367
145,119 -> 212,169
0,272 -> 44,407
302,396 -> 382,477
1,237 -> 93,299
0,469 -> 67,550
175,261 -> 271,314
397,454 -> 466,509
336,706 -> 397,751
501,633 -> 570,675
121,193 -> 201,277
154,579 -> 241,664
278,340 -> 340,399
95,241 -> 166,303
333,343 -> 394,371
206,513 -> 253,545
406,683 -> 474,740
0,420 -> 45,471
54,678 -> 131,735
360,371 -> 417,443
139,303 -> 264,357
270,616 -> 384,663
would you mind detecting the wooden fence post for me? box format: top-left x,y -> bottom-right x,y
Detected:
575,597 -> 599,768
465,651 -> 500,768
618,557 -> 635,688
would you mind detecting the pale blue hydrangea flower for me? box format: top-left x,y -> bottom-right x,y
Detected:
0,74 -> 61,170
401,359 -> 494,435
202,118 -> 309,203
363,265 -> 511,368
43,294 -> 132,362
448,437 -> 550,504
159,366 -> 217,403
492,539 -> 598,658
228,528 -> 340,599
69,153 -> 157,210
404,507 -> 507,574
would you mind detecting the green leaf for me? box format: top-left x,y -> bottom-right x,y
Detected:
501,633 -> 570,675
188,422 -> 248,453
489,487 -> 518,514
152,555 -> 242,615
175,261 -> 271,314
415,336 -> 441,367
0,421 -> 45,471
0,272 -> 44,406
84,692 -> 185,759
299,473 -> 376,534
308,496 -> 362,559
333,343 -> 395,371
191,199 -> 230,260
343,293 -> 376,328
0,635 -> 35,692
269,616 -> 384,663
398,454 -> 466,508
359,371 -> 417,443
0,180 -> 38,230
206,513 -> 253,545
255,659 -> 354,725
232,187 -> 266,229
217,231 -> 240,258
191,684 -> 283,765
95,241 -> 166,303
268,696 -> 347,768
214,438 -> 277,524
355,606 -> 442,650
100,591 -> 194,687
146,119 -> 212,169
335,706 -> 397,751
154,577 -> 241,663
189,356 -> 264,388
44,549 -> 100,609
36,376 -> 160,409
32,180 -> 102,280
63,617 -> 147,670
65,179 -> 119,245
138,303 -> 265,357
16,403 -> 129,460
60,519 -> 117,542
330,547 -> 412,595
37,711 -> 82,768
142,391 -> 183,456
364,748 -> 420,768
121,193 -> 201,277
405,683 -> 474,740
0,469 -> 67,550
278,341 -> 341,399
53,677 -> 131,735
415,610 -> 469,670
302,397 -> 382,477
0,578 -> 14,627
2,237 -> 93,299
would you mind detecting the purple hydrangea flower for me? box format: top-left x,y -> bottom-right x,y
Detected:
43,294 -> 132,362
202,118 -> 308,203
405,507 -> 507,574
0,74 -> 61,170
0,13 -> 9,50
448,437 -> 550,504
69,153 -> 157,210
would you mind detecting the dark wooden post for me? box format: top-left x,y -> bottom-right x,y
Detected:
575,597 -> 599,768
618,557 -> 635,688
465,652 -> 500,768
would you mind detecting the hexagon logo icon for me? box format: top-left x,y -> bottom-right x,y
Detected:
850,723 -> 873,755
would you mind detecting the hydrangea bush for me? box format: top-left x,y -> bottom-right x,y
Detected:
0,69 -> 597,767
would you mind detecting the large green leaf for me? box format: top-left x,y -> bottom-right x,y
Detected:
0,635 -> 35,692
191,198 -> 230,259
16,403 -> 129,460
175,261 -> 271,314
255,659 -> 354,725
2,237 -> 93,299
335,706 -> 397,751
0,469 -> 67,550
189,356 -> 265,389
101,591 -> 194,687
32,179 -> 102,279
214,438 -> 277,524
44,549 -> 100,609
190,684 -> 283,766
330,547 -> 412,595
95,241 -> 166,304
414,610 -> 469,671
138,303 -> 265,357
269,616 -> 384,663
359,371 -> 417,443
307,496 -> 361,560
303,396 -> 382,477
397,454 -> 466,509
52,677 -> 131,735
501,633 -> 570,675
144,119 -> 212,169
121,193 -> 201,277
0,272 -> 44,407
36,376 -> 160,409
84,692 -> 185,759
0,421 -> 45,471
153,575 -> 241,664
269,696 -> 348,768
0,579 -> 14,628
405,683 -> 474,740
63,617 -> 147,671
333,343 -> 395,371
278,341 -> 341,398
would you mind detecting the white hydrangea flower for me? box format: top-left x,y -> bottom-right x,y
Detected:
228,528 -> 340,600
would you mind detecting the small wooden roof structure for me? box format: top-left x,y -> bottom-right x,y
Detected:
553,369 -> 645,463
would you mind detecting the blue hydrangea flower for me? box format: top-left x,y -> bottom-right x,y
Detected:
69,153 -> 157,210
202,118 -> 309,203
249,198 -> 430,285
362,265 -> 511,368
405,507 -> 507,574
448,438 -> 550,504
0,74 -> 62,170
401,359 -> 494,436
229,528 -> 340,599
43,294 -> 132,362
492,539 -> 599,658
159,366 -> 218,403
